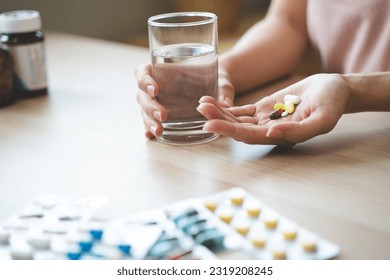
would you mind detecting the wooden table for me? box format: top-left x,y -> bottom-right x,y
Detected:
0,32 -> 389,259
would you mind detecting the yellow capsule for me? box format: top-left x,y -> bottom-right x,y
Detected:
217,207 -> 234,224
283,230 -> 297,241
302,241 -> 318,252
284,100 -> 295,114
301,234 -> 318,252
235,226 -> 250,236
280,222 -> 298,241
273,249 -> 286,260
219,214 -> 233,224
245,202 -> 262,218
229,189 -> 246,206
247,208 -> 261,218
273,103 -> 285,110
251,237 -> 266,248
204,200 -> 217,212
264,216 -> 279,229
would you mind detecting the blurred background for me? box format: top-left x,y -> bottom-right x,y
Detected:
1,0 -> 270,48
1,0 -> 319,73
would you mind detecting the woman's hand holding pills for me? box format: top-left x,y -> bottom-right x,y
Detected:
197,74 -> 350,146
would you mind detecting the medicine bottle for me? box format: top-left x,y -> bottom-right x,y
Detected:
0,10 -> 48,98
0,48 -> 14,107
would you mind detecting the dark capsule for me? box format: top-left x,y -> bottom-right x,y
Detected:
269,108 -> 284,120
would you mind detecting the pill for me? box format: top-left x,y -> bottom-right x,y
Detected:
194,228 -> 225,251
89,229 -> 104,241
302,238 -> 318,252
79,240 -> 93,253
147,237 -> 179,259
281,111 -> 289,117
284,100 -> 295,114
251,237 -> 266,248
67,251 -> 82,260
301,234 -> 318,252
117,244 -> 132,255
302,242 -> 317,252
245,201 -> 262,218
182,219 -> 207,235
9,238 -> 34,260
172,208 -> 198,224
34,194 -> 59,209
273,248 -> 286,260
176,216 -> 200,230
283,230 -> 297,241
217,207 -> 234,224
0,227 -> 10,244
269,108 -> 284,120
233,218 -> 251,236
263,213 -> 279,229
284,95 -> 301,105
26,231 -> 51,249
273,103 -> 285,110
78,221 -> 105,241
218,214 -> 233,224
229,189 -> 246,206
204,198 -> 218,212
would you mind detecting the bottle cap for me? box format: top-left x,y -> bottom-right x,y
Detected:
0,10 -> 42,33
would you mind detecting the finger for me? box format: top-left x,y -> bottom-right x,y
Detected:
217,73 -> 235,106
199,97 -> 258,124
226,104 -> 257,118
136,90 -> 167,123
198,96 -> 241,122
141,111 -> 164,138
203,120 -> 284,145
135,63 -> 158,97
266,111 -> 337,143
197,102 -> 240,123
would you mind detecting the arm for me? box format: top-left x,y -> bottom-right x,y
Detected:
197,72 -> 390,146
220,0 -> 308,93
343,72 -> 390,113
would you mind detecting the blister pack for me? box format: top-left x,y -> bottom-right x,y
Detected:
0,188 -> 340,260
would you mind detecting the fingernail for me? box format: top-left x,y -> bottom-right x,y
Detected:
146,85 -> 155,96
196,104 -> 206,115
224,97 -> 233,106
152,110 -> 162,122
199,96 -> 208,103
267,128 -> 284,139
150,124 -> 157,135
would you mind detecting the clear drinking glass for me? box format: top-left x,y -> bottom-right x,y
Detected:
148,12 -> 219,145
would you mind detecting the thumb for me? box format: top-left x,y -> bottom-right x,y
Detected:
217,73 -> 235,107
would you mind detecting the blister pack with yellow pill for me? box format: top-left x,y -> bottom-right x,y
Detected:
164,187 -> 340,260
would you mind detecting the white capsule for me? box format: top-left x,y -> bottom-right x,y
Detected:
10,238 -> 34,260
0,227 -> 10,244
284,95 -> 301,105
26,230 -> 51,249
281,111 -> 289,117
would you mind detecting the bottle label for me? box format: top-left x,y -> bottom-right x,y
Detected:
5,42 -> 47,91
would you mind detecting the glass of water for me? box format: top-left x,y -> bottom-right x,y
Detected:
148,12 -> 219,145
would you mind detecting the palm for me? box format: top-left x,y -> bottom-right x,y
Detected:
197,74 -> 349,145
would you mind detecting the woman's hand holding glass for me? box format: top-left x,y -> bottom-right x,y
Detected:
135,63 -> 235,139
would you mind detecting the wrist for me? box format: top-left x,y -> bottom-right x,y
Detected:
341,72 -> 390,113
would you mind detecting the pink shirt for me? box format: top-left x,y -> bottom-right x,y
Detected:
307,0 -> 390,73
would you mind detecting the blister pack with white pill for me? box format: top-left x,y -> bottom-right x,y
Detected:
0,194 -> 160,260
